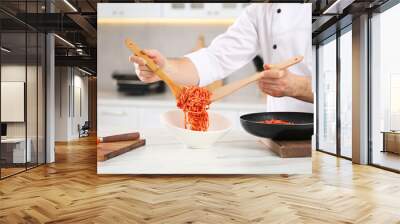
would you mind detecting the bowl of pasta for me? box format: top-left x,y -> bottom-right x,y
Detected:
160,110 -> 231,148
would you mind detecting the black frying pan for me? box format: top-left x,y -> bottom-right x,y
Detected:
240,112 -> 313,140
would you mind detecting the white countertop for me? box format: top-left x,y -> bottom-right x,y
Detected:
97,129 -> 311,174
98,90 -> 267,110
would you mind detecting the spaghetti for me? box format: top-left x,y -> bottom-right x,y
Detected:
177,86 -> 211,131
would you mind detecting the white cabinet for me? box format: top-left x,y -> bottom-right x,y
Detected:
161,3 -> 244,19
13,139 -> 31,163
206,3 -> 242,19
161,3 -> 205,18
98,3 -> 162,19
98,96 -> 265,136
138,107 -> 171,129
98,104 -> 249,136
98,104 -> 173,136
98,3 -> 246,20
98,105 -> 139,137
1,138 -> 32,163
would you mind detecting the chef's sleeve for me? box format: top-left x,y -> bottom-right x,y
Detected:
184,5 -> 260,87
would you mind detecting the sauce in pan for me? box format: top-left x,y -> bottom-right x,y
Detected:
257,119 -> 293,125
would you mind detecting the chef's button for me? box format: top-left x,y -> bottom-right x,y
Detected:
273,44 -> 277,49
277,8 -> 281,13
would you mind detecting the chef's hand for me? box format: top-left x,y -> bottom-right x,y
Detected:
129,50 -> 200,86
128,49 -> 166,83
258,64 -> 313,103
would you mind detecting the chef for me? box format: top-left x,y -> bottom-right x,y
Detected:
129,3 -> 313,113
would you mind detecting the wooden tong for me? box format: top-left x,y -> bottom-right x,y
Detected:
125,38 -> 183,98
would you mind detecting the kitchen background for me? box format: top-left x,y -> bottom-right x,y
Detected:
97,2 -> 400,172
97,3 -> 268,137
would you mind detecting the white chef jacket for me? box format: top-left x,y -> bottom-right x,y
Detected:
185,3 -> 313,113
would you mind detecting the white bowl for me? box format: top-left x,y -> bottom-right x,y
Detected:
160,110 -> 231,148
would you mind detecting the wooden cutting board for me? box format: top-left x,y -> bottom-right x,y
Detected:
260,138 -> 311,158
97,139 -> 146,161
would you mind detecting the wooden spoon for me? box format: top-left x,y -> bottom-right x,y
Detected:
210,56 -> 304,102
125,38 -> 183,98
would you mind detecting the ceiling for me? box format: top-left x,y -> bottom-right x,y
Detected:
0,0 -> 393,75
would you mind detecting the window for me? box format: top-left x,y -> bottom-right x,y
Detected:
317,36 -> 337,154
339,28 -> 352,158
370,3 -> 400,171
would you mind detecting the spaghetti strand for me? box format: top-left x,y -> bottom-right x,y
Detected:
177,86 -> 211,131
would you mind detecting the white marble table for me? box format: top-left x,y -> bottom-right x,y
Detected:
97,129 -> 311,174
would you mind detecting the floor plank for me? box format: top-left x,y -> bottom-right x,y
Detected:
0,136 -> 399,224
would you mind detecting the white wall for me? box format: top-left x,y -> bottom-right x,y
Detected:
54,67 -> 89,141
72,74 -> 89,138
55,67 -> 70,141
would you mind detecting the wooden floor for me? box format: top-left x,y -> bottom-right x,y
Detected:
373,151 -> 400,171
1,164 -> 45,178
1,167 -> 26,178
1,137 -> 400,224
